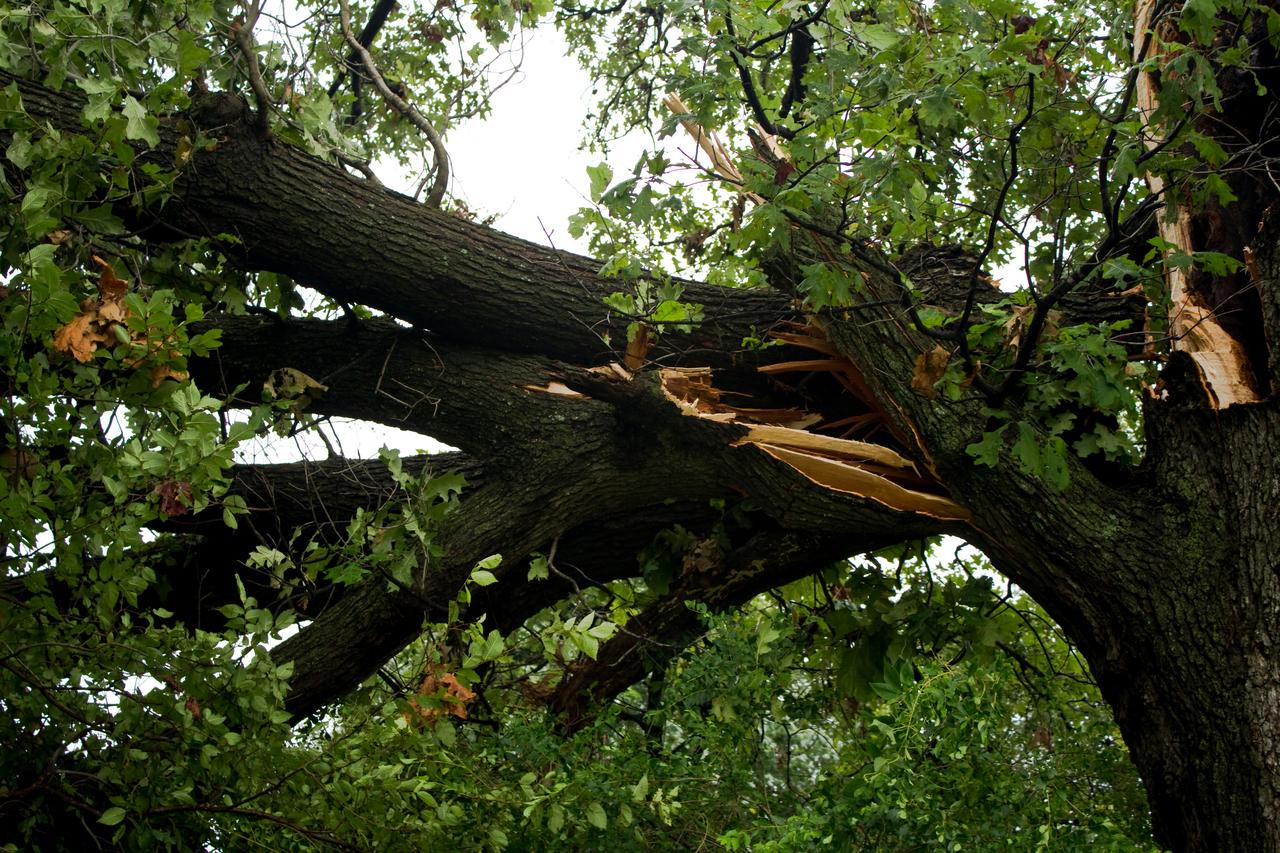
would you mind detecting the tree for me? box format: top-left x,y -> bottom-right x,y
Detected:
0,0 -> 1277,849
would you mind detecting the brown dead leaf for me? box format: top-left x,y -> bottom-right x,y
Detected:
911,345 -> 951,399
97,299 -> 128,324
409,668 -> 478,726
155,480 -> 193,516
1003,303 -> 1036,351
51,255 -> 139,363
52,313 -> 108,363
46,229 -> 72,245
185,696 -> 202,719
154,480 -> 194,517
682,538 -> 723,575
91,255 -> 129,300
150,364 -> 190,388
439,673 -> 476,719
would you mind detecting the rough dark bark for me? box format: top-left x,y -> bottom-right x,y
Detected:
4,66 -> 1280,851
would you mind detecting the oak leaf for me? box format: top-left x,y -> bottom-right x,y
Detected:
53,313 -> 108,363
911,345 -> 951,398
408,667 -> 478,726
92,255 -> 129,300
149,363 -> 190,388
1003,303 -> 1036,352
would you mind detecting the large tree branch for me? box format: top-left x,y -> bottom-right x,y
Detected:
192,315 -> 604,456
0,70 -> 796,367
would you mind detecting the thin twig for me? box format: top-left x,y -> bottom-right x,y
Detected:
337,0 -> 450,207
334,150 -> 382,185
953,74 -> 1036,370
232,2 -> 272,132
327,0 -> 398,98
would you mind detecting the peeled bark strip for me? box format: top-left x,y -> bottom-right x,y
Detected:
1131,0 -> 1269,405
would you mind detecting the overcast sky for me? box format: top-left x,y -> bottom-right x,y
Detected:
443,27 -> 600,252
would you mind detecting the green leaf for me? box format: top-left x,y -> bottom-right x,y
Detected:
587,163 -> 613,203
1011,422 -> 1042,477
122,97 -> 160,147
966,425 -> 1007,467
98,806 -> 126,826
917,88 -> 956,127
586,801 -> 608,829
174,31 -> 212,73
470,569 -> 498,587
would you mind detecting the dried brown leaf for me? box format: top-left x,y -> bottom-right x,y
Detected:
911,346 -> 951,399
97,300 -> 128,324
150,364 -> 189,388
1002,303 -> 1036,351
91,255 -> 128,300
52,314 -> 106,363
154,480 -> 194,517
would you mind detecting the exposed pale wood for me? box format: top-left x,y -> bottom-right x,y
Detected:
753,444 -> 971,522
523,381 -> 586,398
757,358 -> 849,374
624,323 -> 651,370
1133,0 -> 1260,407
658,366 -> 816,426
769,330 -> 841,355
663,93 -> 765,204
734,423 -> 916,470
588,362 -> 633,381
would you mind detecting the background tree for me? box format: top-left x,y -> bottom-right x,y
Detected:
0,0 -> 1277,849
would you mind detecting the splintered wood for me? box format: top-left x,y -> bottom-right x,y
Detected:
659,364 -> 971,523
658,366 -> 820,428
763,327 -> 888,425
751,443 -> 970,521
1133,0 -> 1259,407
663,93 -> 766,205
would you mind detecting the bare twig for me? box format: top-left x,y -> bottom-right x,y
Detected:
952,73 -> 1036,371
326,0 -> 398,98
334,150 -> 382,185
232,2 -> 272,132
337,0 -> 450,208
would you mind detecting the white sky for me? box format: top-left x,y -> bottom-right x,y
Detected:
444,27 -> 602,252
